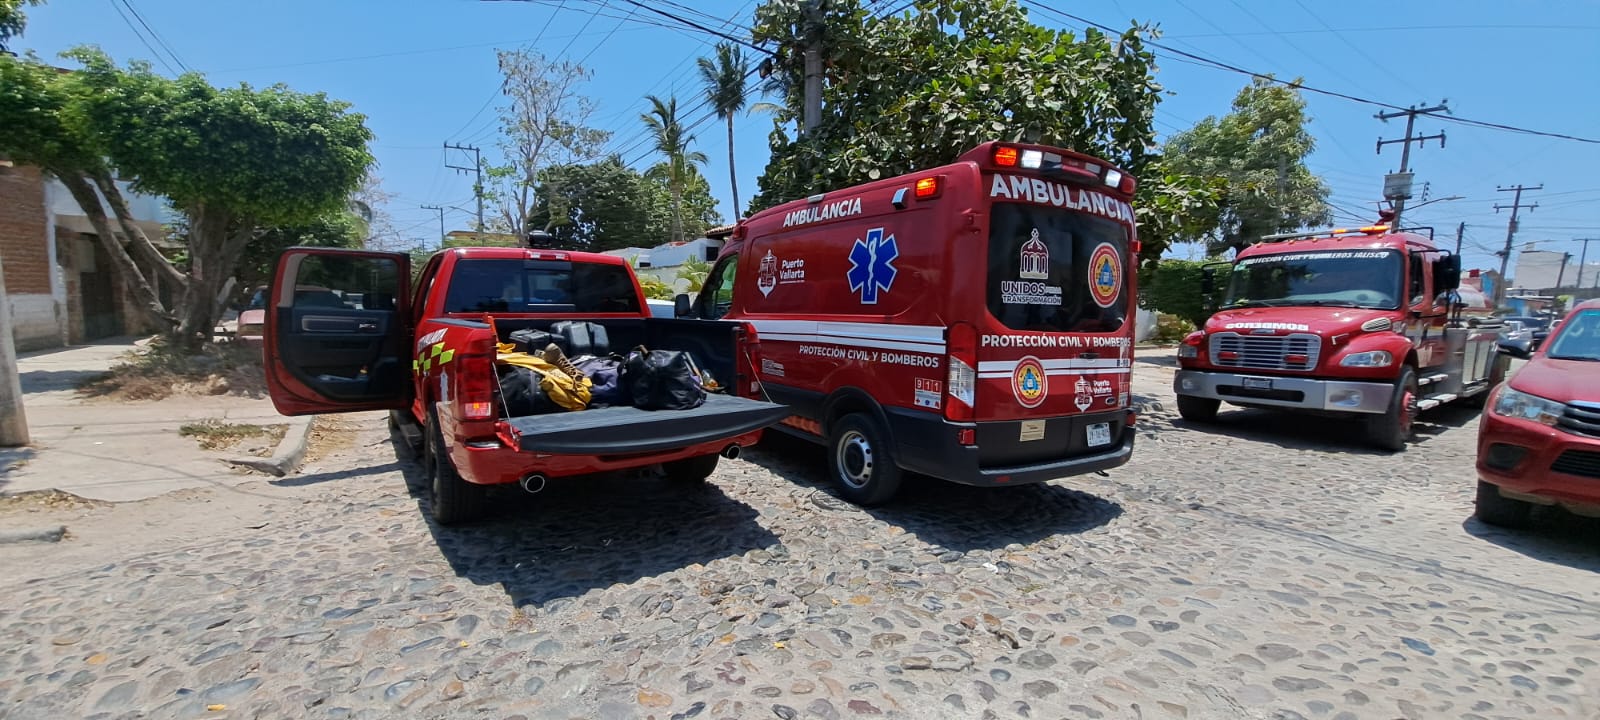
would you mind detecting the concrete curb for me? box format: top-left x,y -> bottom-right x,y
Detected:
0,525 -> 67,545
224,415 -> 314,478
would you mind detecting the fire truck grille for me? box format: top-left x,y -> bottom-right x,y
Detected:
1557,402 -> 1600,438
1209,333 -> 1321,371
1551,449 -> 1600,479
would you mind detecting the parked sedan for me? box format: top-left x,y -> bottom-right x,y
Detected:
1475,300 -> 1600,527
1502,314 -> 1553,350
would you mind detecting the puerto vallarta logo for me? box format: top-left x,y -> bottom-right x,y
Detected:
1088,242 -> 1122,308
847,227 -> 899,304
1012,356 -> 1047,408
757,250 -> 778,297
1019,228 -> 1049,280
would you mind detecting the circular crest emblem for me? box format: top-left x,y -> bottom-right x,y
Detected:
1088,243 -> 1122,308
1012,356 -> 1048,408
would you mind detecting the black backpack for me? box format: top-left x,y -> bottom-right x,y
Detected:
623,346 -> 706,411
497,365 -> 557,417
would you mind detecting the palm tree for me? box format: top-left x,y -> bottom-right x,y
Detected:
697,42 -> 749,219
640,94 -> 707,243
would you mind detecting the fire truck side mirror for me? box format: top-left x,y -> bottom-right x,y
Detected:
1199,267 -> 1216,296
1434,255 -> 1462,292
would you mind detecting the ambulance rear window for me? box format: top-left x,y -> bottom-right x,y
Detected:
443,259 -> 641,314
986,203 -> 1129,333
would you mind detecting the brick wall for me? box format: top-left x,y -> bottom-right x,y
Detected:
0,164 -> 64,351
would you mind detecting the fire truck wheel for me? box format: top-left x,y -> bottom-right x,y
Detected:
426,410 -> 488,526
1176,395 -> 1220,422
828,413 -> 903,506
662,453 -> 719,483
1474,480 -> 1532,528
1366,366 -> 1418,452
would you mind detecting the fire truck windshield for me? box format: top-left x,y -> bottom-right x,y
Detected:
1223,249 -> 1403,311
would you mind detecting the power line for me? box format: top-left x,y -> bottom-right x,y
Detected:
114,0 -> 188,72
1021,0 -> 1600,145
105,0 -> 178,75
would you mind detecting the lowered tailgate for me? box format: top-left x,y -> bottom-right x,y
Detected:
499,395 -> 791,454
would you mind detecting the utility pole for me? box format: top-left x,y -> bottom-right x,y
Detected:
1557,252 -> 1572,291
1376,103 -> 1448,228
421,204 -> 446,248
0,253 -> 30,447
801,0 -> 823,136
1575,238 -> 1597,291
1493,183 -> 1542,307
444,142 -> 484,244
1454,221 -> 1465,256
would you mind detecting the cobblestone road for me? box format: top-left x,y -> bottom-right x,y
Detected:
2,351 -> 1596,720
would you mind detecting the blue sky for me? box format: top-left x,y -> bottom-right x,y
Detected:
16,0 -> 1600,273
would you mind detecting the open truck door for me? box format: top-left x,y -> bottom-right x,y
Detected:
264,248 -> 411,416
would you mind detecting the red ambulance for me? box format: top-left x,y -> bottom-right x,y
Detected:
680,142 -> 1140,504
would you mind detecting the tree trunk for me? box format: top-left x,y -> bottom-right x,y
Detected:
671,163 -> 684,243
726,115 -> 740,219
91,173 -> 187,290
54,172 -> 175,331
174,206 -> 251,345
0,252 -> 30,447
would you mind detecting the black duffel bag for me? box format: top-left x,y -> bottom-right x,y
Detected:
623,346 -> 706,410
497,365 -> 557,417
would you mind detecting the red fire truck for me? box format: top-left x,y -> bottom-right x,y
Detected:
1173,224 -> 1508,450
679,141 -> 1140,504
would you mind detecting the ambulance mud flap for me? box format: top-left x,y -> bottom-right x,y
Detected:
501,395 -> 792,455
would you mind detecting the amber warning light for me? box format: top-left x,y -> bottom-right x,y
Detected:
993,146 -> 1020,167
914,176 -> 941,198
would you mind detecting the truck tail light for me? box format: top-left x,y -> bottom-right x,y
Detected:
945,322 -> 977,422
458,334 -> 497,420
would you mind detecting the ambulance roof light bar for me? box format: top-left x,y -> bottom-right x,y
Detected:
1258,225 -> 1391,243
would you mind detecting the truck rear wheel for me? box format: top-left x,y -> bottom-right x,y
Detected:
1176,395 -> 1220,423
1475,480 -> 1532,528
1366,366 -> 1418,452
426,410 -> 488,525
828,413 -> 903,506
662,453 -> 719,483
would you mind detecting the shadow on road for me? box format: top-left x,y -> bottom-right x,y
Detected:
742,432 -> 1122,554
1171,401 -> 1482,454
0,446 -> 37,491
18,369 -> 108,395
1462,511 -> 1600,572
388,427 -> 779,610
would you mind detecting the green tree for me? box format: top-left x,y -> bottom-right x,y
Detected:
528,156 -> 722,251
1161,78 -> 1331,254
697,42 -> 750,218
749,0 -> 1216,267
640,94 -> 707,243
0,0 -> 43,53
1143,258 -> 1214,328
485,49 -> 610,241
0,50 -> 374,344
236,211 -> 365,290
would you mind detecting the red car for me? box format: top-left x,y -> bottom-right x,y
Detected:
1475,300 -> 1600,527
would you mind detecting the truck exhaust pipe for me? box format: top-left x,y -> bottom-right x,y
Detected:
519,474 -> 546,494
720,444 -> 742,460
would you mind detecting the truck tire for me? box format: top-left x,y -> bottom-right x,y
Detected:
828,413 -> 903,506
663,453 -> 719,483
1474,480 -> 1532,529
426,410 -> 488,526
1176,395 -> 1220,423
1366,366 -> 1418,452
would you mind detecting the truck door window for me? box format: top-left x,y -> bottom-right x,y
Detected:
701,254 -> 738,319
1409,254 -> 1428,308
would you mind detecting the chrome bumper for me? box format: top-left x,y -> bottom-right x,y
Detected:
1174,370 -> 1395,414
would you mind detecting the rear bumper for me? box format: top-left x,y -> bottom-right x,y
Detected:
1174,370 -> 1394,414
447,429 -> 765,486
1477,412 -> 1600,514
890,408 -> 1134,487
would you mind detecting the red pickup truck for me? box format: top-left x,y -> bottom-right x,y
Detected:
261,246 -> 790,524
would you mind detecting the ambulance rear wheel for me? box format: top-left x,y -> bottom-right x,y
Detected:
1176,395 -> 1220,423
828,413 -> 903,506
1366,366 -> 1418,452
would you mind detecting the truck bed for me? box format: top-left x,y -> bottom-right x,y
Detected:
501,394 -> 791,454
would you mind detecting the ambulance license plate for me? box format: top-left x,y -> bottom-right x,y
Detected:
1242,377 -> 1273,390
1086,422 -> 1111,447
